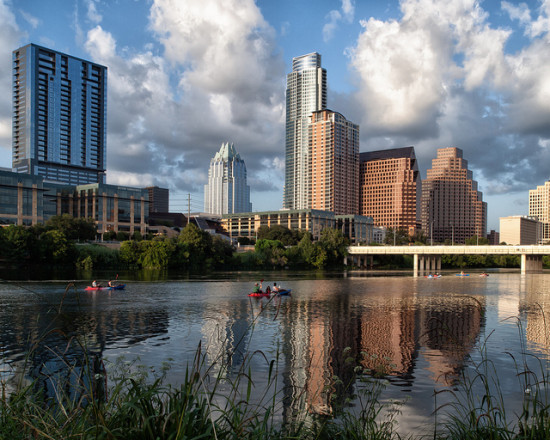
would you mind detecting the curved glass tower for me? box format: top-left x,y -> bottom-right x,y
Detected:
283,52 -> 326,210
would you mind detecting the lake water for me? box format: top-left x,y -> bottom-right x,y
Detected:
1,269 -> 549,436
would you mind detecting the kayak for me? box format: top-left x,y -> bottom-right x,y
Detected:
424,275 -> 441,279
85,284 -> 126,291
248,289 -> 291,297
248,292 -> 270,297
276,289 -> 291,295
455,274 -> 469,277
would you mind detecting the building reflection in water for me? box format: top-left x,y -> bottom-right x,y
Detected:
520,276 -> 550,351
278,281 -> 485,418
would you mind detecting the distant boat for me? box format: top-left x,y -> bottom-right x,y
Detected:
455,273 -> 470,277
424,275 -> 441,279
85,284 -> 126,291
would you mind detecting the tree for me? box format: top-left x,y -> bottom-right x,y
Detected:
178,223 -> 213,267
319,228 -> 349,266
45,214 -> 97,241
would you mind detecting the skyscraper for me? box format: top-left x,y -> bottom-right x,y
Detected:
309,110 -> 359,215
12,44 -> 107,185
284,52 -> 327,210
421,147 -> 487,244
359,147 -> 421,235
529,180 -> 550,243
204,142 -> 252,215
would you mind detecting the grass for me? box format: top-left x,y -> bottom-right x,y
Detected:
1,287 -> 550,439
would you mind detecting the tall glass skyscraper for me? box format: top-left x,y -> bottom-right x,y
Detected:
12,44 -> 107,185
204,143 -> 252,215
283,52 -> 326,210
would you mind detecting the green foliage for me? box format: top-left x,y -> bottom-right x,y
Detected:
103,230 -> 117,241
0,225 -> 33,261
465,235 -> 490,245
38,229 -> 76,263
318,227 -> 349,266
384,227 -> 410,245
254,239 -> 288,268
45,214 -> 97,241
116,231 -> 130,242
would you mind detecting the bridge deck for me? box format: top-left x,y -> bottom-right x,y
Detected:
347,245 -> 550,256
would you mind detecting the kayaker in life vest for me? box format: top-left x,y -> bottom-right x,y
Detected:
272,282 -> 279,293
252,283 -> 261,293
92,280 -> 101,288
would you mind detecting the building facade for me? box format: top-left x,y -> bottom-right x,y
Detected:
529,181 -> 550,243
204,143 -> 252,215
221,209 -> 372,244
359,147 -> 420,235
146,186 -> 169,214
421,147 -> 487,244
309,110 -> 359,215
284,52 -> 327,210
0,168 -> 148,236
12,44 -> 107,185
499,216 -> 540,245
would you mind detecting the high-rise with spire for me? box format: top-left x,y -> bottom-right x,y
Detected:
283,52 -> 327,210
204,142 -> 252,215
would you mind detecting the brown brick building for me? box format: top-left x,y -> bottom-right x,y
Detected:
421,147 -> 486,244
358,147 -> 420,235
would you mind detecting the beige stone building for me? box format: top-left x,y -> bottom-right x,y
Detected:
309,110 -> 359,215
359,147 -> 420,236
421,147 -> 487,244
529,181 -> 550,243
499,216 -> 540,245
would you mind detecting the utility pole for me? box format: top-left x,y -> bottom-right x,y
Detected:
188,193 -> 191,226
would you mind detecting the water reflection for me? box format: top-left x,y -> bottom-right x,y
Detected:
1,273 -> 548,432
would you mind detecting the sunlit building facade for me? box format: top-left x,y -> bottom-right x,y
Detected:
309,110 -> 359,215
359,147 -> 420,235
421,147 -> 486,244
529,180 -> 550,244
12,44 -> 107,185
284,52 -> 327,210
204,143 -> 251,216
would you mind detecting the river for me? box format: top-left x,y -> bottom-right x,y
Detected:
1,269 -> 549,436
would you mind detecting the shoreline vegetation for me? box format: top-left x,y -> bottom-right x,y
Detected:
0,215 -> 542,273
1,286 -> 550,439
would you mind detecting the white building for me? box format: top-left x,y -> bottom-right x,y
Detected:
204,143 -> 252,215
499,216 -> 540,245
529,180 -> 550,243
283,52 -> 327,210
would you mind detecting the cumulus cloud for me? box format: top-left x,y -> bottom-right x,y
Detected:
323,0 -> 355,42
347,0 -> 550,198
80,0 -> 286,205
0,0 -> 25,166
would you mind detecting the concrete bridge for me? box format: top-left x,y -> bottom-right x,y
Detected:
346,245 -> 549,276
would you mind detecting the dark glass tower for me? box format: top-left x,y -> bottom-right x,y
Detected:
12,44 -> 107,185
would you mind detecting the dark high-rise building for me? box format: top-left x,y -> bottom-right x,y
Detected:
12,44 -> 107,185
146,186 -> 169,214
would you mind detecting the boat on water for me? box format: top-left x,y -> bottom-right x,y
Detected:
248,289 -> 292,297
424,275 -> 441,279
455,273 -> 470,277
85,284 -> 126,291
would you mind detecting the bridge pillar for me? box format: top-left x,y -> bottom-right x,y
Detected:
413,254 -> 419,277
521,254 -> 542,274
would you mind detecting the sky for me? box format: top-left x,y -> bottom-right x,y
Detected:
0,0 -> 549,231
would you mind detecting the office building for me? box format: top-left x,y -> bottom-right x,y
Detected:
421,147 -> 487,244
204,142 -> 252,215
12,44 -> 107,185
499,216 -> 540,245
222,209 -> 372,244
529,180 -> 550,243
146,186 -> 169,214
309,110 -> 359,215
284,52 -> 327,210
359,147 -> 421,235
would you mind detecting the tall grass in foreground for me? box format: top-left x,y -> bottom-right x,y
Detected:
1,287 -> 550,439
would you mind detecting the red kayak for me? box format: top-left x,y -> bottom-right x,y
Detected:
248,292 -> 270,297
85,284 -> 126,291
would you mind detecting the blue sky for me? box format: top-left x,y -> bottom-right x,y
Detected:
0,0 -> 549,230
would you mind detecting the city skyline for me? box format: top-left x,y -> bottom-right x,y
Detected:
0,0 -> 549,230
